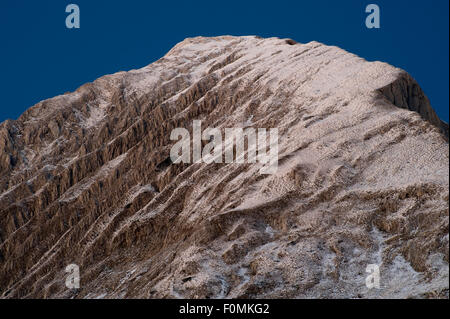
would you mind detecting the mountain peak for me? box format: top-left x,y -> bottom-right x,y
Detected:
0,36 -> 448,299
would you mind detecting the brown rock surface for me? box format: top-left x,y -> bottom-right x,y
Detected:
0,36 -> 448,299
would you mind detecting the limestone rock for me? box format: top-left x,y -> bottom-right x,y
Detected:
0,36 -> 448,299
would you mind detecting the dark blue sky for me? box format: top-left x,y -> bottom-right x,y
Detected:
0,0 -> 448,122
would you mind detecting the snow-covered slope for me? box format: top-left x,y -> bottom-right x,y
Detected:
0,36 -> 448,298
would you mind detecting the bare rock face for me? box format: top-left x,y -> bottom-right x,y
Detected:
0,36 -> 448,299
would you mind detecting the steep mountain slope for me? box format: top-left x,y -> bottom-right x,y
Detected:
0,36 -> 448,299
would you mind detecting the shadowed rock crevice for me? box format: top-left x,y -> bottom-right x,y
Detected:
378,72 -> 448,139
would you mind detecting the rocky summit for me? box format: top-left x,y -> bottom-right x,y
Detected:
0,36 -> 448,299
